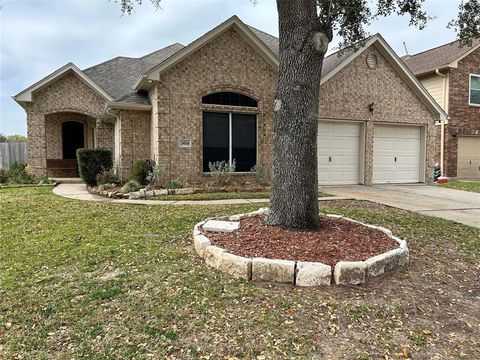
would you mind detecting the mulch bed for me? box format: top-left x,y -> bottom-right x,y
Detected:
206,215 -> 398,266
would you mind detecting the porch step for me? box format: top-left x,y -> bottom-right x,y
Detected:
50,177 -> 84,184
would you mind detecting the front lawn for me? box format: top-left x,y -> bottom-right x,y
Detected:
438,180 -> 480,193
1,187 -> 479,359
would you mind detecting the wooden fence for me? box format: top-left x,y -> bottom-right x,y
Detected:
0,142 -> 27,169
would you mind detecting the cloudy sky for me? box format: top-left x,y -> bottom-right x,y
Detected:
0,0 -> 463,135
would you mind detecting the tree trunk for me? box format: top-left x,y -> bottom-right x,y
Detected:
266,0 -> 329,230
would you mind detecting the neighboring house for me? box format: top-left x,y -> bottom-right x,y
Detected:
403,39 -> 480,179
13,16 -> 446,186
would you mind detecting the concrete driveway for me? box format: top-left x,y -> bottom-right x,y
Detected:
323,184 -> 480,228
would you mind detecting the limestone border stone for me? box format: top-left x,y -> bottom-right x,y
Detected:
193,209 -> 409,286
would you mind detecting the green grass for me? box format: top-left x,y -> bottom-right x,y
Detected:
1,187 -> 479,359
438,180 -> 480,193
155,191 -> 332,201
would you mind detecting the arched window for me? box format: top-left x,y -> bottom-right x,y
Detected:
62,121 -> 84,159
202,92 -> 258,107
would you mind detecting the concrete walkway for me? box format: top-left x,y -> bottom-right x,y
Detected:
324,184 -> 480,228
53,183 -> 345,206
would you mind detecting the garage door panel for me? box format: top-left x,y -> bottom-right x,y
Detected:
318,121 -> 361,185
457,136 -> 480,179
373,125 -> 421,184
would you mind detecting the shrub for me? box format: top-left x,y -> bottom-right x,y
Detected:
96,169 -> 120,185
208,160 -> 236,186
165,180 -> 183,189
37,176 -> 53,185
146,165 -> 168,188
6,162 -> 35,184
0,169 -> 8,183
98,183 -> 117,191
121,180 -> 141,193
131,160 -> 152,185
76,148 -> 113,186
250,164 -> 265,185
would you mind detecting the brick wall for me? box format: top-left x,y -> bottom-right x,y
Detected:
445,47 -> 480,177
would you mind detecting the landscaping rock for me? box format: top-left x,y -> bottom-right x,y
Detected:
296,261 -> 332,286
145,190 -> 154,198
153,189 -> 168,196
219,252 -> 252,280
334,261 -> 367,285
176,188 -> 194,195
193,234 -> 211,258
193,221 -> 205,236
129,191 -> 141,199
203,220 -> 240,233
252,258 -> 295,284
203,246 -> 225,269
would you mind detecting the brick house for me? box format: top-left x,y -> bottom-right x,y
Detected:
13,16 -> 446,185
403,39 -> 480,179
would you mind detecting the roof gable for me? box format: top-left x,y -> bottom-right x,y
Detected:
402,38 -> 480,76
13,63 -> 113,106
134,16 -> 279,90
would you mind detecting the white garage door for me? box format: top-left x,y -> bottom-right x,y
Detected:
318,121 -> 360,185
373,125 -> 421,184
457,136 -> 480,180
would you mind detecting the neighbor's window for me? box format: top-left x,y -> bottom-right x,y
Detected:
203,111 -> 257,172
470,74 -> 480,106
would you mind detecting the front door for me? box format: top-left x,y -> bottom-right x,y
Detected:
62,121 -> 85,159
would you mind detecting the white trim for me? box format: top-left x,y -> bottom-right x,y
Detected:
134,16 -> 278,90
449,42 -> 480,68
320,34 -> 448,121
13,63 -> 113,103
468,73 -> 480,107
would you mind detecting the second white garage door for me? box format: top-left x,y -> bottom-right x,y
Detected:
318,121 -> 361,185
373,125 -> 421,184
457,136 -> 480,179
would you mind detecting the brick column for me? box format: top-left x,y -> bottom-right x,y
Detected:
26,112 -> 47,177
364,120 -> 374,185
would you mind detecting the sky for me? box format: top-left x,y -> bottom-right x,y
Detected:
0,0 -> 465,135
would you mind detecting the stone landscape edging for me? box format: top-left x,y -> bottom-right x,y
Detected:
193,209 -> 409,286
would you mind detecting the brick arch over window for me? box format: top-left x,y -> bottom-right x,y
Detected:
199,86 -> 261,107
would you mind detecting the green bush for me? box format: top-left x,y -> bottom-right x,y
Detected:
146,165 -> 168,188
131,160 -> 152,185
165,180 -> 183,189
76,148 -> 113,186
0,169 -> 8,183
96,169 -> 120,185
208,160 -> 236,186
121,180 -> 141,193
5,162 -> 35,184
250,164 -> 265,185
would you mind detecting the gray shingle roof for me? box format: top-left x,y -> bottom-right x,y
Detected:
81,24 -> 368,106
83,43 -> 184,102
402,38 -> 480,75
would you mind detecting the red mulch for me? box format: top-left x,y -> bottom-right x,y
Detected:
206,215 -> 398,266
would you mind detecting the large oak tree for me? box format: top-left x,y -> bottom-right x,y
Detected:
118,0 -> 479,229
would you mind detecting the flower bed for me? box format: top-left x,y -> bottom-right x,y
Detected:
193,209 -> 409,286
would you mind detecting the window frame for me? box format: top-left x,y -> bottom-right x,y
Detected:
202,111 -> 258,174
469,74 -> 480,107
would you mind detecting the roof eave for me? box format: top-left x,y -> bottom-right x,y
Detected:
106,101 -> 152,111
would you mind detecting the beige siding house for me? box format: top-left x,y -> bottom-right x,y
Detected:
14,16 -> 446,186
403,39 -> 480,179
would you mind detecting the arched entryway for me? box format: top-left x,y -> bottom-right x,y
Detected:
62,121 -> 85,159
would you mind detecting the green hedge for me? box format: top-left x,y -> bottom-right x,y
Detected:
131,160 -> 152,185
76,148 -> 113,186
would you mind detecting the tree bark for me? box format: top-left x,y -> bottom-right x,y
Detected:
266,0 -> 329,230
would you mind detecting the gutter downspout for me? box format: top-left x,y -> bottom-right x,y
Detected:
435,69 -> 446,176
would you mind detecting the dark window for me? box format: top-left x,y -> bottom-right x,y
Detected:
232,114 -> 257,172
203,112 -> 229,172
202,92 -> 258,107
62,121 -> 85,159
202,112 -> 256,172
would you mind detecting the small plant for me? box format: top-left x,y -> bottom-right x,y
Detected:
99,183 -> 117,191
250,164 -> 264,185
76,148 -> 113,186
131,160 -> 152,185
6,162 -> 35,184
208,160 -> 236,186
146,165 -> 168,188
121,180 -> 141,193
37,176 -> 53,185
165,180 -> 183,189
0,169 -> 8,183
96,169 -> 120,185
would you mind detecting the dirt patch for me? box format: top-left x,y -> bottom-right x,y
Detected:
206,215 -> 398,266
